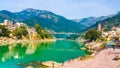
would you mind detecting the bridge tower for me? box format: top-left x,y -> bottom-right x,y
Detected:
98,23 -> 102,31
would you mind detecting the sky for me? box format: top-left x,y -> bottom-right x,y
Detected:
0,0 -> 120,19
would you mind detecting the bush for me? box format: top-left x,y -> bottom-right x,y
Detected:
84,29 -> 101,41
34,24 -> 42,34
0,25 -> 10,37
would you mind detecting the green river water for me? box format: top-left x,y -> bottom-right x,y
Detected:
0,40 -> 88,68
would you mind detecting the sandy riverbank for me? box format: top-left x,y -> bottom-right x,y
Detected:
59,47 -> 120,68
0,37 -> 56,45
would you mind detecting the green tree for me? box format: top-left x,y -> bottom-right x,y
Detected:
41,30 -> 53,39
0,25 -> 10,37
34,24 -> 42,34
84,29 -> 101,41
34,24 -> 53,39
12,26 -> 28,39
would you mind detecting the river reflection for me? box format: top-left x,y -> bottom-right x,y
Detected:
0,41 -> 53,62
0,40 -> 87,68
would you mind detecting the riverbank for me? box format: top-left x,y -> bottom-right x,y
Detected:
60,47 -> 120,68
0,37 -> 56,45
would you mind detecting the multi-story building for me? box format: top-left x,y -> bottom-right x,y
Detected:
4,20 -> 13,30
27,28 -> 38,40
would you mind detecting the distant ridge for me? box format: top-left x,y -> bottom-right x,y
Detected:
89,13 -> 119,31
0,8 -> 118,33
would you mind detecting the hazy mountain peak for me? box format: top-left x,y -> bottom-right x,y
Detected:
72,16 -> 108,27
0,10 -> 12,14
117,11 -> 120,14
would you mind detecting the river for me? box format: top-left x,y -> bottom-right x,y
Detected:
0,40 -> 88,68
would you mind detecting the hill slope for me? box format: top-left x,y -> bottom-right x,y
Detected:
89,12 -> 119,31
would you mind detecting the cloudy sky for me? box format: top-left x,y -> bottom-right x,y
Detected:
0,0 -> 120,19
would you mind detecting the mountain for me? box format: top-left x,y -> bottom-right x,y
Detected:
0,8 -> 87,33
0,10 -> 22,22
72,16 -> 108,27
89,12 -> 120,31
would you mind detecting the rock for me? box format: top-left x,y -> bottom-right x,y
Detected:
113,54 -> 120,60
26,66 -> 33,68
42,61 -> 62,67
81,47 -> 86,50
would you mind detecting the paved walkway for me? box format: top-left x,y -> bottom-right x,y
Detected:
60,48 -> 120,68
